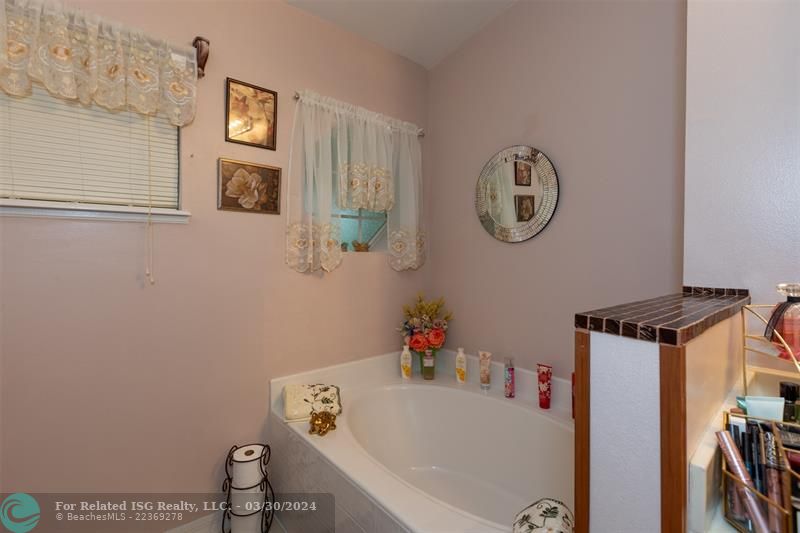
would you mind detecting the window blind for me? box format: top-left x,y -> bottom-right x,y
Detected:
0,85 -> 179,209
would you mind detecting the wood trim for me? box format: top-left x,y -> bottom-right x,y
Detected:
575,329 -> 590,533
659,343 -> 687,533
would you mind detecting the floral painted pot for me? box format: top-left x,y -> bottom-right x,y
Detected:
513,498 -> 574,533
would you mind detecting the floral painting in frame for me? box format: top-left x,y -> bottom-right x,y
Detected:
217,158 -> 281,214
225,78 -> 277,150
515,194 -> 535,222
514,160 -> 532,186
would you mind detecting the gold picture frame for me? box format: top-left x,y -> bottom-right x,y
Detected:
217,158 -> 281,214
225,78 -> 277,150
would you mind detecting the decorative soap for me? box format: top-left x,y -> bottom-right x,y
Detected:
283,384 -> 342,421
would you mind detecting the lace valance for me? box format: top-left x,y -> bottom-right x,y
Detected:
286,90 -> 425,274
0,0 -> 198,126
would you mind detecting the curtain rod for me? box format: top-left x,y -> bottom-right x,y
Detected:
293,92 -> 424,138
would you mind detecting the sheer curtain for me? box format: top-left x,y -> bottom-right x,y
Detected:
286,90 -> 425,274
0,0 -> 197,126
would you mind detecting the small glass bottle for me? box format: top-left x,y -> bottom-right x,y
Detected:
422,349 -> 435,380
504,358 -> 515,398
455,348 -> 467,384
781,381 -> 800,422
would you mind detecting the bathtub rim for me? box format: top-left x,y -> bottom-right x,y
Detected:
270,349 -> 573,425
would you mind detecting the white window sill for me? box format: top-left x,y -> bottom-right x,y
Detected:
0,199 -> 191,224
343,251 -> 388,254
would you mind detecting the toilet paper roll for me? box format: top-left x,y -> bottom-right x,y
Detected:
230,444 -> 265,488
229,485 -> 265,517
230,509 -> 263,533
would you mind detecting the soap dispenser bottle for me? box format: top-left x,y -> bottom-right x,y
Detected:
455,348 -> 467,384
401,345 -> 412,380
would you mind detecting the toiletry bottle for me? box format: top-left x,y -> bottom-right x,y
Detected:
504,358 -> 515,398
767,283 -> 800,360
780,381 -> 800,422
422,349 -> 436,380
401,345 -> 412,380
538,363 -> 552,409
455,348 -> 467,384
479,351 -> 492,390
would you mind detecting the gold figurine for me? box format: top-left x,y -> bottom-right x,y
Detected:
308,411 -> 337,436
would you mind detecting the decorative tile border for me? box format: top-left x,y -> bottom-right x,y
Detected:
574,287 -> 750,346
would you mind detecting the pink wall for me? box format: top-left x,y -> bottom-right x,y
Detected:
0,0 -> 429,492
1,0 -> 688,493
425,0 -> 686,378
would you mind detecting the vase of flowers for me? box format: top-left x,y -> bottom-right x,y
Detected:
400,294 -> 453,380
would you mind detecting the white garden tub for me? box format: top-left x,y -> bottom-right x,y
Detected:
269,351 -> 574,532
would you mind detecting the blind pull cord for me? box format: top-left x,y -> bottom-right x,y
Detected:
5,98 -> 15,194
145,114 -> 155,285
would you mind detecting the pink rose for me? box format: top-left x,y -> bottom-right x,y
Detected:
426,328 -> 446,349
408,333 -> 429,352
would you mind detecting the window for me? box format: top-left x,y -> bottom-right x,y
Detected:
0,85 -> 185,221
334,206 -> 387,252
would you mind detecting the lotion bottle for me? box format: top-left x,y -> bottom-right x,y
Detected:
504,357 -> 515,398
479,351 -> 492,390
401,345 -> 412,380
455,348 -> 467,384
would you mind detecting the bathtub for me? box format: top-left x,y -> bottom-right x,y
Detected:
269,351 -> 574,532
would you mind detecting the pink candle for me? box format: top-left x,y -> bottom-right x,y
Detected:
538,363 -> 552,409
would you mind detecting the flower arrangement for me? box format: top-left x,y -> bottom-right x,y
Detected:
400,294 -> 453,353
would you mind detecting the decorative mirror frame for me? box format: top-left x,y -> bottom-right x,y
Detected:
475,145 -> 559,243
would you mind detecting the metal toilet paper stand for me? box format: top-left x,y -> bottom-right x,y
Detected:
221,443 -> 275,533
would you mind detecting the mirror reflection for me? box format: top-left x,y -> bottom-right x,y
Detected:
483,160 -> 544,228
475,146 -> 559,243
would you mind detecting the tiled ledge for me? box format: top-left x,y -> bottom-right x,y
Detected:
574,286 -> 751,346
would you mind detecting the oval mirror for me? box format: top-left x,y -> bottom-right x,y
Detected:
475,146 -> 559,243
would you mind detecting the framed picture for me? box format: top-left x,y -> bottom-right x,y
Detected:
218,158 -> 281,214
515,160 -> 532,186
225,78 -> 277,150
515,194 -> 535,222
